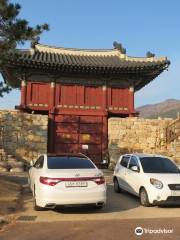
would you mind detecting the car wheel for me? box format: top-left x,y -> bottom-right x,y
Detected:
33,186 -> 44,211
140,188 -> 152,207
114,178 -> 121,193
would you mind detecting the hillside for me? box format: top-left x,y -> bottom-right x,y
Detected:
137,99 -> 180,119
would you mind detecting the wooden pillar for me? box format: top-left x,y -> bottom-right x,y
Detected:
102,115 -> 108,161
49,82 -> 56,109
48,82 -> 56,153
102,85 -> 107,112
102,85 -> 108,165
48,111 -> 55,153
20,80 -> 27,107
129,86 -> 134,116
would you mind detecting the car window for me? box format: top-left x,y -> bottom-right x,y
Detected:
129,156 -> 139,170
34,156 -> 44,169
140,157 -> 180,173
47,156 -> 96,169
120,156 -> 130,168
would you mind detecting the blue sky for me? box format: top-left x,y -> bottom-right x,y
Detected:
0,0 -> 180,108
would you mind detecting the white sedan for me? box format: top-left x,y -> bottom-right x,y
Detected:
113,153 -> 180,206
29,154 -> 106,210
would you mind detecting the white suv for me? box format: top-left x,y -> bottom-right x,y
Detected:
113,153 -> 180,206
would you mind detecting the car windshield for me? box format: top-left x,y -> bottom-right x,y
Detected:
47,156 -> 96,169
140,157 -> 180,173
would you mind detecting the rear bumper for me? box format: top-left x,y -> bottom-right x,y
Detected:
36,185 -> 106,208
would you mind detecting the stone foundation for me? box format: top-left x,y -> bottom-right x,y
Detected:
108,117 -> 178,169
0,110 -> 48,163
0,111 -> 180,170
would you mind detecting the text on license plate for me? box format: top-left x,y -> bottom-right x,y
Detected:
171,190 -> 180,196
65,181 -> 88,187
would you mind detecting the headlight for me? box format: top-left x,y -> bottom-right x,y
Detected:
150,178 -> 163,189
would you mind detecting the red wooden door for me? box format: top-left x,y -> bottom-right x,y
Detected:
52,114 -> 106,166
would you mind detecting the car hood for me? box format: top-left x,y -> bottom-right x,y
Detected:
145,173 -> 180,184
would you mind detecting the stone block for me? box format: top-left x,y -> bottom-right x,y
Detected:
0,166 -> 8,172
10,167 -> 24,173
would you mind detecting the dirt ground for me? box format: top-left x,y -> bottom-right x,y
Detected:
0,173 -> 27,232
1,172 -> 180,240
1,218 -> 180,240
0,177 -> 22,215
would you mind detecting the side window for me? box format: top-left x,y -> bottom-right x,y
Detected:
120,156 -> 130,168
34,156 -> 44,169
129,156 -> 139,169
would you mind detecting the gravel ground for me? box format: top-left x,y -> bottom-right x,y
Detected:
0,173 -> 27,215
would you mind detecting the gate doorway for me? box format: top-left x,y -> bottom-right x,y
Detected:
48,114 -> 107,167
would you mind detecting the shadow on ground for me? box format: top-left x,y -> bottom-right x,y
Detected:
2,173 -> 180,217
51,184 -> 140,214
0,173 -> 28,185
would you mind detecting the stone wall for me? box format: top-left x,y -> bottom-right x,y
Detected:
108,117 -> 173,168
1,111 -> 179,170
166,119 -> 180,162
167,137 -> 180,162
0,110 -> 48,162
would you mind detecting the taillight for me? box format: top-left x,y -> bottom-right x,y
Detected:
93,176 -> 105,185
39,176 -> 105,186
40,177 -> 61,186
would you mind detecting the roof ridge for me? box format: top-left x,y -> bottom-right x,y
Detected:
35,43 -> 118,52
127,55 -> 167,61
32,44 -> 168,63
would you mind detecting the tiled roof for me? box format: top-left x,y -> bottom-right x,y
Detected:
3,43 -> 170,90
11,43 -> 169,72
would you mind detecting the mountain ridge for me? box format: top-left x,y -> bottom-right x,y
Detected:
136,99 -> 180,118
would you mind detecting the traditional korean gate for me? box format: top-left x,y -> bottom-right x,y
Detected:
49,114 -> 107,166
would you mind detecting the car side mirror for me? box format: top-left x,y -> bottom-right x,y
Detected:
30,160 -> 34,167
130,165 -> 139,172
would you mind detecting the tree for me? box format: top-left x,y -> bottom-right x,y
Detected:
0,0 -> 49,97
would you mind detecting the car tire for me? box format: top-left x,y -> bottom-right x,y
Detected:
33,186 -> 44,211
114,178 -> 121,193
140,188 -> 152,207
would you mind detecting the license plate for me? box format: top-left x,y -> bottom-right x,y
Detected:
171,190 -> 180,196
65,181 -> 88,188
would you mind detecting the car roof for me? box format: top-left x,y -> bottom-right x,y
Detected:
47,153 -> 88,158
122,153 -> 168,159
